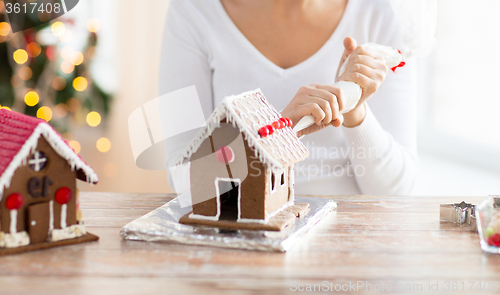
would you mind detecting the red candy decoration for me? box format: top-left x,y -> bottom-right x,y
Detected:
286,118 -> 292,127
55,187 -> 72,205
266,125 -> 275,135
491,233 -> 500,247
216,146 -> 234,164
279,118 -> 287,128
272,121 -> 280,130
6,193 -> 24,210
391,61 -> 406,72
258,126 -> 269,137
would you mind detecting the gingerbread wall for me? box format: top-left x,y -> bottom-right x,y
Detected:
190,122 -> 290,221
264,167 -> 290,218
1,136 -> 77,234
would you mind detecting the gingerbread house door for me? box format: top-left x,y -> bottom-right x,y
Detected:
28,202 -> 51,244
216,178 -> 241,221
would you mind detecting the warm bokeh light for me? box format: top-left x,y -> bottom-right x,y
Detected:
67,98 -> 80,113
13,49 -> 28,64
26,42 -> 42,57
96,137 -> 111,153
59,29 -> 72,43
87,46 -> 96,59
10,75 -> 23,88
24,91 -> 39,106
61,60 -> 74,74
73,77 -> 88,92
0,22 -> 10,36
18,67 -> 33,81
0,106 -> 11,111
36,106 -> 53,122
52,76 -> 67,90
51,22 -> 65,37
68,140 -> 81,154
45,46 -> 56,61
54,103 -> 69,118
70,51 -> 84,65
60,46 -> 73,60
86,19 -> 101,33
104,163 -> 118,177
86,111 -> 101,127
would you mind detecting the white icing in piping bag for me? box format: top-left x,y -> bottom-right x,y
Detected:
293,43 -> 404,133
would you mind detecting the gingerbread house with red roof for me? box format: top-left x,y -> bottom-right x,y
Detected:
177,89 -> 310,231
0,109 -> 98,253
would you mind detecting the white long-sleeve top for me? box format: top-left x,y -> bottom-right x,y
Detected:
159,0 -> 419,196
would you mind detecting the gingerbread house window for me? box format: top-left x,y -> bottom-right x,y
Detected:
270,171 -> 276,194
28,151 -> 48,172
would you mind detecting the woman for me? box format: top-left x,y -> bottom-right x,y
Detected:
160,0 -> 418,196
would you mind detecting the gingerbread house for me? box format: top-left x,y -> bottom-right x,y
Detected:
0,109 -> 98,252
177,89 -> 310,231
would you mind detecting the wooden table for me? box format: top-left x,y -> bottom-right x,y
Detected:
0,193 -> 498,295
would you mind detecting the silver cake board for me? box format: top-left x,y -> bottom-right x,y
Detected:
120,196 -> 336,252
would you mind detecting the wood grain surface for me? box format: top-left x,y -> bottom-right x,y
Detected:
0,193 -> 498,295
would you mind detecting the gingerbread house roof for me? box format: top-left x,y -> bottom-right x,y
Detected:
176,89 -> 309,171
0,109 -> 98,198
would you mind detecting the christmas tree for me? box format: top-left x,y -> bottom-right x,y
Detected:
0,0 -> 112,141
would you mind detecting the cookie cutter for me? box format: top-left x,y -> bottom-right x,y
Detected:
440,201 -> 476,230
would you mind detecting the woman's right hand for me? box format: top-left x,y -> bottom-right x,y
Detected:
281,83 -> 345,137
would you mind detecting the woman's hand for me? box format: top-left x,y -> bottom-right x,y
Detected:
281,83 -> 345,137
336,37 -> 388,127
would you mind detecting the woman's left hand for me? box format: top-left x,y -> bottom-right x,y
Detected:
336,37 -> 388,127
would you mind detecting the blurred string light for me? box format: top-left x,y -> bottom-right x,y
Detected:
70,51 -> 84,65
36,106 -> 53,122
73,77 -> 87,91
67,98 -> 80,113
96,137 -> 111,153
54,103 -> 69,117
59,29 -> 72,43
52,76 -> 66,90
10,75 -> 23,88
18,67 -> 33,81
61,46 -> 73,59
86,19 -> 101,33
0,104 -> 11,111
26,42 -> 41,57
86,111 -> 101,127
51,22 -> 65,37
68,140 -> 81,154
61,60 -> 74,74
24,91 -> 39,106
13,49 -> 28,64
0,22 -> 10,36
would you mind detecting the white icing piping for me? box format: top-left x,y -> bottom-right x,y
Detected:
0,123 -> 99,199
175,89 -> 309,174
10,210 -> 17,234
49,200 -> 54,231
61,204 -> 67,229
289,165 -> 295,203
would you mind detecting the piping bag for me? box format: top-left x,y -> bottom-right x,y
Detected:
292,43 -> 406,133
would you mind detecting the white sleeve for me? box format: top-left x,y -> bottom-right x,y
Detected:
342,59 -> 419,196
158,0 -> 214,192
